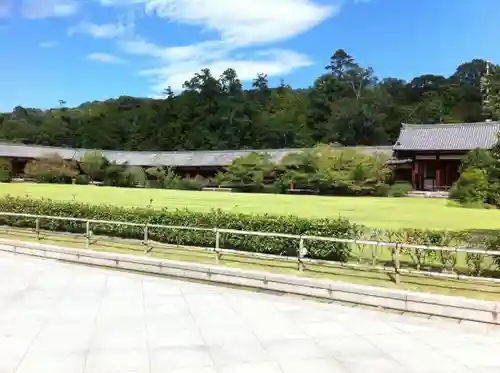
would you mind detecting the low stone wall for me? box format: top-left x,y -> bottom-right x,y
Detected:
0,238 -> 498,325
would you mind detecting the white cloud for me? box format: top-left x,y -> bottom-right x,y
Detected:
21,0 -> 79,19
69,21 -> 130,38
99,0 -> 338,94
142,0 -> 337,47
87,52 -> 127,64
39,40 -> 60,48
141,49 -> 312,93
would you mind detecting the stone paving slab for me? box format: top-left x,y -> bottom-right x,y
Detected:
0,252 -> 498,373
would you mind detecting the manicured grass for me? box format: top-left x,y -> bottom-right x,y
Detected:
2,183 -> 500,230
2,227 -> 500,301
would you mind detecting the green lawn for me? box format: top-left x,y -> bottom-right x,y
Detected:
2,183 -> 500,230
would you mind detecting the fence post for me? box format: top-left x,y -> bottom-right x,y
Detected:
298,237 -> 305,272
85,220 -> 91,249
392,243 -> 401,285
35,216 -> 40,241
215,228 -> 221,264
143,224 -> 150,253
372,242 -> 379,267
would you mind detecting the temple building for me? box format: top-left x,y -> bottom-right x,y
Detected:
392,121 -> 500,191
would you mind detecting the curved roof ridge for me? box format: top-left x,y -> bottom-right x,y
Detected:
0,142 -> 307,156
395,121 -> 500,151
402,121 -> 500,128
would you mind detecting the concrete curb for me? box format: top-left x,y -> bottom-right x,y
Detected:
1,238 -> 499,325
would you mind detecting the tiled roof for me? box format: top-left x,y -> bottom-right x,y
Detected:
393,121 -> 500,151
0,143 -> 394,167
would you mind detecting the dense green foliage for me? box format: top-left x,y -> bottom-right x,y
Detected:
450,168 -> 490,205
451,142 -> 500,206
16,145 -> 393,196
1,51 -> 500,151
0,196 -> 498,274
458,148 -> 495,173
220,144 -> 392,195
19,151 -> 206,189
24,154 -> 79,184
0,158 -> 12,183
388,183 -> 413,197
0,196 -> 360,262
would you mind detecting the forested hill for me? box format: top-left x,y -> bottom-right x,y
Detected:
1,49 -> 499,152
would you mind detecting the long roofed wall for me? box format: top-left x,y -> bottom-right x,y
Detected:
0,143 -> 394,167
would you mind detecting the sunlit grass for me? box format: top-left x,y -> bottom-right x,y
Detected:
2,183 -> 500,230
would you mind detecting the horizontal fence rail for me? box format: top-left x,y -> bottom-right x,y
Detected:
0,211 -> 500,286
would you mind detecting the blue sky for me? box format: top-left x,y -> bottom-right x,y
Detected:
1,0 -> 500,111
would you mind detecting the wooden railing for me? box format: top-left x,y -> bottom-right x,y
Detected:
0,212 -> 499,285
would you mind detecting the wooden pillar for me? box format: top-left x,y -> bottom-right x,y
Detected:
435,154 -> 441,191
411,156 -> 417,190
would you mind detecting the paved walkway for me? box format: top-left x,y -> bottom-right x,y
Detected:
0,252 -> 498,373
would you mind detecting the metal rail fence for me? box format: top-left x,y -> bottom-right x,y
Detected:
0,211 -> 499,285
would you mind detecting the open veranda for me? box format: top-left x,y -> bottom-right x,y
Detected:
2,182 -> 500,231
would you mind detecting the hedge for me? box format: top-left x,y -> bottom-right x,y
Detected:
0,196 -> 362,262
1,196 -> 498,274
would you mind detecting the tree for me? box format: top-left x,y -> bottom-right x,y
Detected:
459,148 -> 495,172
481,63 -> 500,120
449,168 -> 489,205
0,52 -> 495,152
24,154 -> 79,183
80,151 -> 107,182
221,152 -> 276,192
0,158 -> 13,182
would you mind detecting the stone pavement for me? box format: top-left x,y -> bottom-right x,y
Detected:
0,252 -> 498,373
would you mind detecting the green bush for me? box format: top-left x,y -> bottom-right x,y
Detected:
0,196 -> 361,262
75,174 -> 89,185
459,148 -> 495,173
24,154 -> 79,184
122,166 -> 147,187
449,168 -> 489,205
372,183 -> 390,197
175,176 -> 206,191
388,183 -> 412,197
0,158 -> 12,182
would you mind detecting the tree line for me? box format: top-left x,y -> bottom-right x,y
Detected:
1,50 -> 500,151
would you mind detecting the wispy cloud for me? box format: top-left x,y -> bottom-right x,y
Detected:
141,49 -> 312,93
87,52 -> 127,64
97,0 -> 339,94
21,0 -> 79,19
69,21 -> 130,38
39,40 -> 59,48
142,0 -> 336,47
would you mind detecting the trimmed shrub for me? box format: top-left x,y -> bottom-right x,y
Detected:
372,183 -> 390,197
24,154 -> 79,184
388,183 -> 412,197
177,176 -> 206,191
0,158 -> 12,182
0,196 -> 361,262
449,168 -> 489,205
125,166 -> 147,187
75,174 -> 90,185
